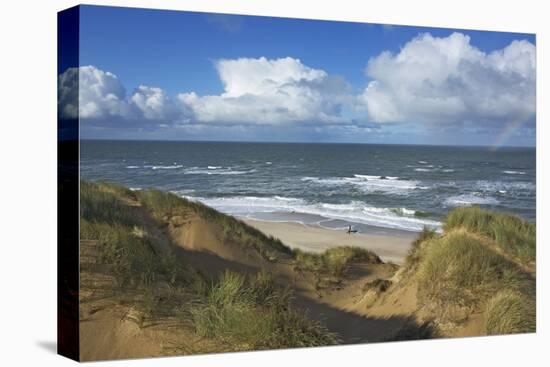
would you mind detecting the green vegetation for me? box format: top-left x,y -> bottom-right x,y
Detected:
81,181 -> 192,290
81,180 -> 537,344
405,208 -> 536,333
417,230 -> 532,322
293,246 -> 382,278
80,180 -> 338,350
190,270 -> 338,349
80,181 -> 139,226
485,290 -> 536,335
404,226 -> 438,271
445,206 -> 535,264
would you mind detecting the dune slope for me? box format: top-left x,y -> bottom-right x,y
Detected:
78,181 -> 536,360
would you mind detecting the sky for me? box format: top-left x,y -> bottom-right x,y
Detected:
58,5 -> 536,147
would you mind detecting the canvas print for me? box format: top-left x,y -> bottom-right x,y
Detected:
57,5 -> 536,362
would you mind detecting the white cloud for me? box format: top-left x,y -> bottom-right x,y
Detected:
58,65 -> 183,123
130,85 -> 178,120
77,65 -> 129,119
177,57 -> 350,124
58,66 -> 79,119
61,36 -> 535,136
361,32 -> 536,125
59,59 -> 350,126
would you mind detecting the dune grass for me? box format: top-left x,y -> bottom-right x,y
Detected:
444,206 -> 535,264
401,207 -> 536,334
136,189 -> 185,218
416,229 -> 534,324
485,290 -> 536,335
80,181 -> 139,227
80,182 -> 193,290
80,219 -> 194,290
190,270 -> 338,349
80,180 -> 338,349
293,246 -> 382,278
404,226 -> 438,271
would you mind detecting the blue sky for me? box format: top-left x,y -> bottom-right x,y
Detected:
60,5 -> 536,146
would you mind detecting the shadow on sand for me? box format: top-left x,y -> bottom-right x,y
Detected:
171,244 -> 436,344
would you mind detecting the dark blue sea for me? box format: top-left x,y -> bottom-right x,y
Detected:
80,140 -> 536,234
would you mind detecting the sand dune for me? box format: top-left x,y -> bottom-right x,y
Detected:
78,182 -> 535,360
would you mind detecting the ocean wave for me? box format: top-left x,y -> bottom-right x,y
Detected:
474,180 -> 535,193
183,167 -> 256,175
503,170 -> 526,175
302,174 -> 419,195
391,207 -> 416,216
126,165 -> 140,169
184,195 -> 441,232
413,167 -> 454,173
354,174 -> 399,180
444,194 -> 500,207
152,165 -> 183,170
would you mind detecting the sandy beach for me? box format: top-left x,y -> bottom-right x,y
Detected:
244,219 -> 417,264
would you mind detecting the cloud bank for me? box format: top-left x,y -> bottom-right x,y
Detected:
361,32 -> 535,125
59,32 -> 535,141
178,57 -> 350,124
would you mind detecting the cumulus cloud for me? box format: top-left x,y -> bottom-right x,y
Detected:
361,32 -> 536,125
58,67 -> 79,119
60,35 -> 535,138
178,57 -> 350,124
59,58 -> 350,126
58,65 -> 184,124
79,66 -> 130,119
130,85 -> 179,121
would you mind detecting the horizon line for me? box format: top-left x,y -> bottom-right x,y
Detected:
79,138 -> 535,149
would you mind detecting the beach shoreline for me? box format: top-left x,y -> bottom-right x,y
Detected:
243,218 -> 418,264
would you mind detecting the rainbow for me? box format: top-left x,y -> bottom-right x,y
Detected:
490,119 -> 530,151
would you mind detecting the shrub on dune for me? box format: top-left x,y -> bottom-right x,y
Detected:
416,230 -> 532,323
444,206 -> 535,264
485,290 -> 536,335
404,226 -> 438,271
293,246 -> 381,278
191,270 -> 338,349
80,181 -> 139,226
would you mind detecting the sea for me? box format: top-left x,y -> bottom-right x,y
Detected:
80,140 -> 536,236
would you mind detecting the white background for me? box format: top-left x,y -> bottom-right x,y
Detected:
0,0 -> 548,365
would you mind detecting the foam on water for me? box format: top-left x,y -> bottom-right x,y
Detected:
183,167 -> 256,175
81,141 -> 536,230
302,174 -> 419,195
185,194 -> 441,232
474,180 -> 535,193
444,194 -> 500,207
152,165 -> 183,170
